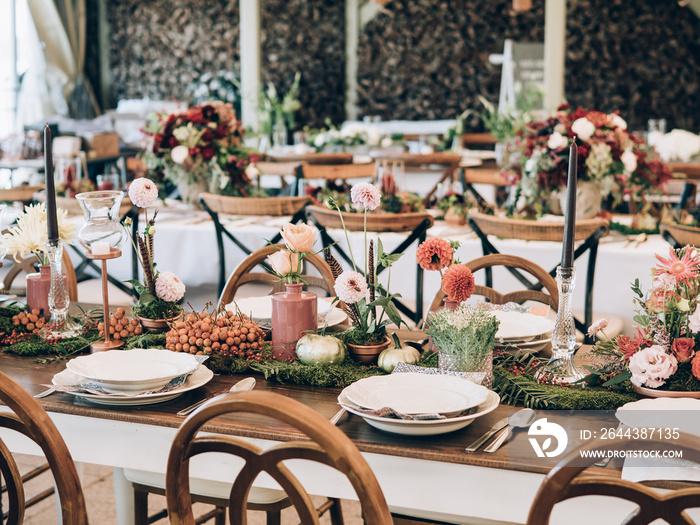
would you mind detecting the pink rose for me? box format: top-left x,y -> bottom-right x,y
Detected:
689,306 -> 700,334
629,345 -> 678,388
671,337 -> 695,363
266,250 -> 299,276
281,223 -> 316,254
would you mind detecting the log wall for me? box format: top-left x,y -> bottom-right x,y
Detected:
102,0 -> 699,130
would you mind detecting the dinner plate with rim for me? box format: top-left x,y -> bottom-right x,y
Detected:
338,389 -> 500,436
345,373 -> 490,416
490,311 -> 554,342
497,338 -> 552,355
227,296 -> 347,328
66,348 -> 200,393
52,366 -> 214,406
616,397 -> 700,437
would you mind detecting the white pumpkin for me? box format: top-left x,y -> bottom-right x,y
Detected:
377,336 -> 421,373
296,334 -> 345,366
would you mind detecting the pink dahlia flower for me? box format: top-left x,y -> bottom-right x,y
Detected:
155,271 -> 186,303
350,182 -> 381,211
334,271 -> 368,304
128,177 -> 159,208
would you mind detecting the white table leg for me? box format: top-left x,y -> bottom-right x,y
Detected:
113,467 -> 135,525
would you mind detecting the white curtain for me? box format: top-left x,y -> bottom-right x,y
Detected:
26,0 -> 99,119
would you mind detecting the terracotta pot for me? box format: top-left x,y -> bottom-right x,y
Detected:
26,265 -> 69,318
137,314 -> 182,331
271,283 -> 317,361
346,337 -> 392,365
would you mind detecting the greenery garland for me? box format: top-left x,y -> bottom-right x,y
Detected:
0,305 -> 641,409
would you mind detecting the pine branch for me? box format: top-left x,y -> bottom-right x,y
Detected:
368,240 -> 376,322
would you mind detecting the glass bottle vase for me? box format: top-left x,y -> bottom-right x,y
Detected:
271,283 -> 317,361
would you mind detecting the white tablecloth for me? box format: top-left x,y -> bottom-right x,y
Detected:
66,202 -> 671,333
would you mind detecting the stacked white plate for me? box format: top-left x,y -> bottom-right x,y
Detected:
491,310 -> 554,354
338,373 -> 499,436
66,348 -> 200,393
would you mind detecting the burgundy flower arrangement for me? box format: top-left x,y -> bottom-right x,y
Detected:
143,101 -> 261,202
502,105 -> 672,216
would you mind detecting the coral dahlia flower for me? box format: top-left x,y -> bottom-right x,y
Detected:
416,238 -> 453,271
441,264 -> 475,303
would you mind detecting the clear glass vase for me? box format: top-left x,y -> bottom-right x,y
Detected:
75,191 -> 127,253
438,349 -> 493,388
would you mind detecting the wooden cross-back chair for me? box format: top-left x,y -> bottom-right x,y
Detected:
199,193 -> 313,297
295,163 -> 377,196
165,390 -> 393,525
217,244 -> 336,308
0,370 -> 87,525
424,254 -> 559,324
527,433 -> 700,525
1,251 -> 78,302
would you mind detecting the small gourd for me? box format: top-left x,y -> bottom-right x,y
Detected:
296,334 -> 345,366
377,334 -> 421,373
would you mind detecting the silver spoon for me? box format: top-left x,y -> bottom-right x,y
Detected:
484,408 -> 536,453
177,377 -> 256,416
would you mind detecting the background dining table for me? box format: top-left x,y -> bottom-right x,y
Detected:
2,344 -> 686,525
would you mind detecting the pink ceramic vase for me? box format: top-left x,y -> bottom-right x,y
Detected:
26,265 -> 70,318
26,266 -> 52,316
427,297 -> 459,353
271,283 -> 317,361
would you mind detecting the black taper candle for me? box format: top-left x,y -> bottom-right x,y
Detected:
44,124 -> 59,243
561,138 -> 578,268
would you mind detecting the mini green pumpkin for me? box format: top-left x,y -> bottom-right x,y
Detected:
377,334 -> 421,373
296,334 -> 346,366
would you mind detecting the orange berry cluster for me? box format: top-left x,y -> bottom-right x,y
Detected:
98,307 -> 143,340
12,309 -> 48,333
165,310 -> 266,359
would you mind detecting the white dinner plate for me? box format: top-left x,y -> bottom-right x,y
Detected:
616,397 -> 700,437
345,373 -> 489,416
491,311 -> 554,342
338,389 -> 500,436
497,338 -> 552,355
227,296 -> 347,328
52,366 -> 214,406
66,348 -> 200,393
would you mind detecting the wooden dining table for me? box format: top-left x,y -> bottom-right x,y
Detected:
0,348 -> 659,525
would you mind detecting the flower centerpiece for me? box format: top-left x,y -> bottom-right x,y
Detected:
266,222 -> 319,361
142,101 -> 262,205
424,304 -> 500,387
124,178 -> 185,327
305,120 -> 404,153
3,203 -> 76,315
324,182 -> 408,363
588,246 -> 700,394
502,105 -> 672,218
259,72 -> 302,148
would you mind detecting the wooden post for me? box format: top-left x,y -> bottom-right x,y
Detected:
345,0 -> 360,120
240,0 -> 261,131
544,0 -> 566,112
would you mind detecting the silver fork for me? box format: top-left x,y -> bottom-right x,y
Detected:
594,423 -> 623,467
34,387 -> 56,399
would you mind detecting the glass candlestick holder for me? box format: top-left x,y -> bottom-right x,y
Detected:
76,191 -> 127,352
536,266 -> 586,386
43,239 -> 83,339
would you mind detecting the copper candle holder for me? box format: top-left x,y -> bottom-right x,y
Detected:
87,247 -> 124,352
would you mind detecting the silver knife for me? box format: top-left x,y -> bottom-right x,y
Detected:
177,377 -> 256,416
465,417 -> 509,453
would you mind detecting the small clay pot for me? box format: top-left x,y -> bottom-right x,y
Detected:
346,337 -> 392,365
137,314 -> 182,331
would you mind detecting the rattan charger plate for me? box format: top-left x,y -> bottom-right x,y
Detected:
200,193 -> 312,216
0,185 -> 45,203
308,205 -> 434,232
660,223 -> 700,247
467,211 -> 609,242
